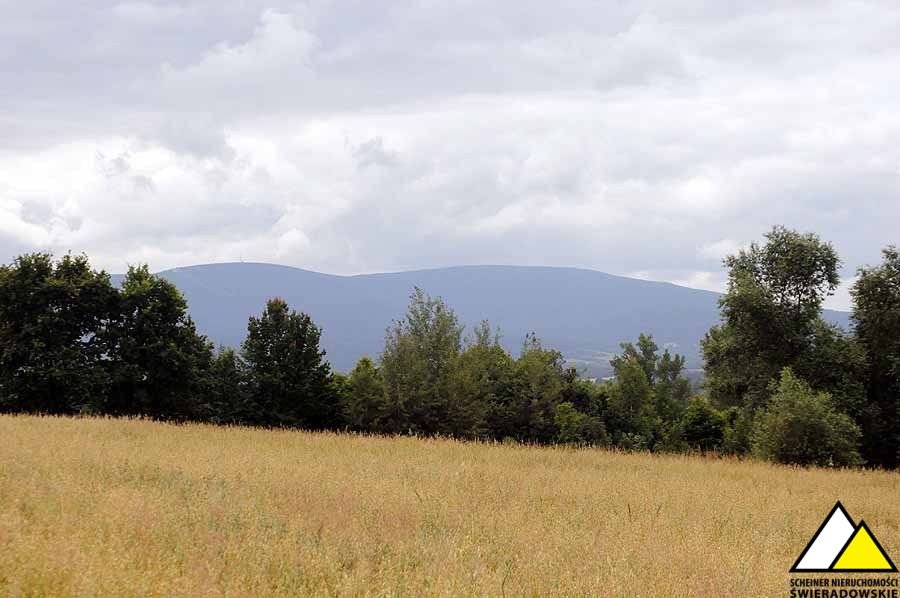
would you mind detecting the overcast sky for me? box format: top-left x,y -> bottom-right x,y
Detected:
2,1 -> 899,309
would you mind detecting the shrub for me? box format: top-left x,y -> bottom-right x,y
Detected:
721,406 -> 753,455
554,402 -> 607,445
751,369 -> 862,467
681,397 -> 726,451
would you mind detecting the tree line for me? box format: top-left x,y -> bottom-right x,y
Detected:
1,226 -> 898,468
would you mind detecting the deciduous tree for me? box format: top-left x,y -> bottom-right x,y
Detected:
702,226 -> 843,411
380,288 -> 463,435
0,253 -> 118,415
105,265 -> 213,420
851,246 -> 900,468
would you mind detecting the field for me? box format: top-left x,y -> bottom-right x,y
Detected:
1,416 -> 898,596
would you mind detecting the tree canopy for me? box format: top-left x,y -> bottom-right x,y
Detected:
2,232 -> 898,469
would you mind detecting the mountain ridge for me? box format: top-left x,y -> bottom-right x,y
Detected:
115,263 -> 851,376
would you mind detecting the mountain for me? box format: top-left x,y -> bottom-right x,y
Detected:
121,263 -> 852,377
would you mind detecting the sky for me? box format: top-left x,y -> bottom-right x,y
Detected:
2,1 -> 899,310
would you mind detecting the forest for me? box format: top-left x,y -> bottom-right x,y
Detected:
1,226 -> 898,469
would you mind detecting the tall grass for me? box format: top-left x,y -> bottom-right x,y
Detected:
1,415 -> 897,596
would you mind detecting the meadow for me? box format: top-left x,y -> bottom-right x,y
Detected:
1,415 -> 898,597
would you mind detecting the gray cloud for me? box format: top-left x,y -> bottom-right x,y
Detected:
2,1 -> 900,309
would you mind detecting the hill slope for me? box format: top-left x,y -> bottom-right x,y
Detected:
127,263 -> 851,375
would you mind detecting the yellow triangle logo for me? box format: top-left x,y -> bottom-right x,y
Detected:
832,522 -> 897,572
791,502 -> 898,573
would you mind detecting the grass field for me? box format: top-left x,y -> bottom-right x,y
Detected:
1,415 -> 898,596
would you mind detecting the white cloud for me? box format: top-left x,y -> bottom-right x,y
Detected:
627,269 -> 727,294
1,0 -> 898,303
0,199 -> 53,246
670,271 -> 727,294
698,239 -> 743,262
159,10 -> 317,97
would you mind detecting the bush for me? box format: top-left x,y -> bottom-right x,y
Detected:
721,406 -> 753,455
554,402 -> 607,445
751,369 -> 862,467
681,397 -> 726,451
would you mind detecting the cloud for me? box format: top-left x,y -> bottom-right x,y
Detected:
353,137 -> 398,169
2,1 -> 900,313
698,239 -> 743,262
157,9 -> 317,110
0,199 -> 53,246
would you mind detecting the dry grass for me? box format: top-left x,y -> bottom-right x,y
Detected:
1,415 -> 898,597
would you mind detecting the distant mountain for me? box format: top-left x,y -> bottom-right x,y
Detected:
118,263 -> 852,377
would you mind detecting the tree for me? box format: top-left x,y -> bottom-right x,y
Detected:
560,371 -> 606,421
343,357 -> 387,432
105,265 -> 213,420
681,397 -> 726,452
554,401 -> 607,445
721,406 -> 754,455
509,333 -> 569,443
651,348 -> 692,424
607,334 -> 691,449
703,226 -> 841,410
751,369 -> 862,467
242,298 -> 338,429
449,321 -> 512,439
0,253 -> 118,415
851,246 -> 900,468
606,355 -> 655,447
206,347 -> 249,425
610,333 -> 659,384
380,288 -> 463,436
794,320 -> 866,423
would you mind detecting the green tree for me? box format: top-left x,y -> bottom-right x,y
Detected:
242,298 -> 338,429
610,333 -> 659,384
608,334 -> 691,449
606,355 -> 655,447
105,265 -> 213,420
449,321 -> 512,439
751,369 -> 862,467
681,397 -> 726,451
652,348 -> 692,424
702,226 -> 841,411
511,333 -> 568,443
795,320 -> 866,423
851,246 -> 900,468
343,357 -> 387,432
560,372 -> 606,421
721,407 -> 754,455
0,253 -> 118,414
380,288 -> 463,436
554,401 -> 607,445
206,347 -> 248,424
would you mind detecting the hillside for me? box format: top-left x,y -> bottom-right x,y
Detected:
2,415 -> 897,596
120,263 -> 851,375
